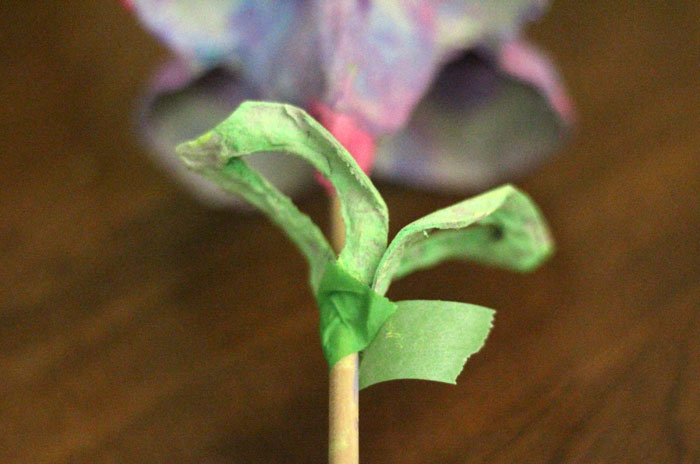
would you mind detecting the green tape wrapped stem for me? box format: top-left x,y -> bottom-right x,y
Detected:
317,261 -> 397,368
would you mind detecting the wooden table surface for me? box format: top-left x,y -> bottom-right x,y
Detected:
2,2 -> 699,463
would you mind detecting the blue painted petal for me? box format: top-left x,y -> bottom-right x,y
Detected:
373,43 -> 572,191
433,0 -> 550,58
318,2 -> 439,135
317,1 -> 553,137
130,0 -> 321,103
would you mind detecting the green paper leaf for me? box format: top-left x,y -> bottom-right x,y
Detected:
317,261 -> 397,368
359,300 -> 494,389
372,184 -> 553,295
177,101 -> 388,290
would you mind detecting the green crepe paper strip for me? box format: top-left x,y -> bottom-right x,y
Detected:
372,184 -> 554,296
177,101 -> 388,291
359,300 -> 494,389
318,261 -> 397,368
176,101 -> 554,384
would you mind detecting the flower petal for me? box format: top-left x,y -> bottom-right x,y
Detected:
129,0 -> 321,103
318,1 -> 438,135
140,61 -> 315,207
498,39 -> 576,124
129,0 -> 248,64
373,45 -> 571,191
433,0 -> 550,58
317,0 -> 552,137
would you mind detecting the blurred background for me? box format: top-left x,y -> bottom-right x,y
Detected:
2,1 -> 699,463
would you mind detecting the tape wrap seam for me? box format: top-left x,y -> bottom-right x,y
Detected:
317,261 -> 397,368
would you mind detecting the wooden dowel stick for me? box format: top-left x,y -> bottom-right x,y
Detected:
328,193 -> 359,464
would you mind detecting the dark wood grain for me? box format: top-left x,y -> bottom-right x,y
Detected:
2,1 -> 699,463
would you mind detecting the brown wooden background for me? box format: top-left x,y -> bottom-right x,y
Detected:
2,1 -> 699,463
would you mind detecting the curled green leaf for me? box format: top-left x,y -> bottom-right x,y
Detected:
372,184 -> 553,296
177,101 -> 388,289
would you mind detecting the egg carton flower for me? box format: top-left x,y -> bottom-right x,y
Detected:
126,0 -> 574,206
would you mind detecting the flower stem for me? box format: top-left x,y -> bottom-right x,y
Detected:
328,194 -> 359,464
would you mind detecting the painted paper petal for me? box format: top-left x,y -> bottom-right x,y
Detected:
433,1 -> 549,58
129,0 -> 322,103
318,2 -> 438,135
141,61 -> 315,208
373,45 -> 570,191
497,39 -> 576,124
359,300 -> 494,389
317,1 -> 551,136
129,0 -> 248,64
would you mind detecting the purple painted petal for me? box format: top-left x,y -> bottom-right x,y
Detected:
317,1 -> 554,137
498,39 -> 576,124
318,2 -> 439,135
373,44 -> 572,191
129,0 -> 246,64
140,60 -> 315,207
129,0 -> 321,103
432,0 -> 550,59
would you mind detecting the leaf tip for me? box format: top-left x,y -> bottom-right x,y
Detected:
175,131 -> 226,171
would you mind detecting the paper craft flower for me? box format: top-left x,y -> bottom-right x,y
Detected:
177,102 -> 553,387
126,0 -> 574,206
